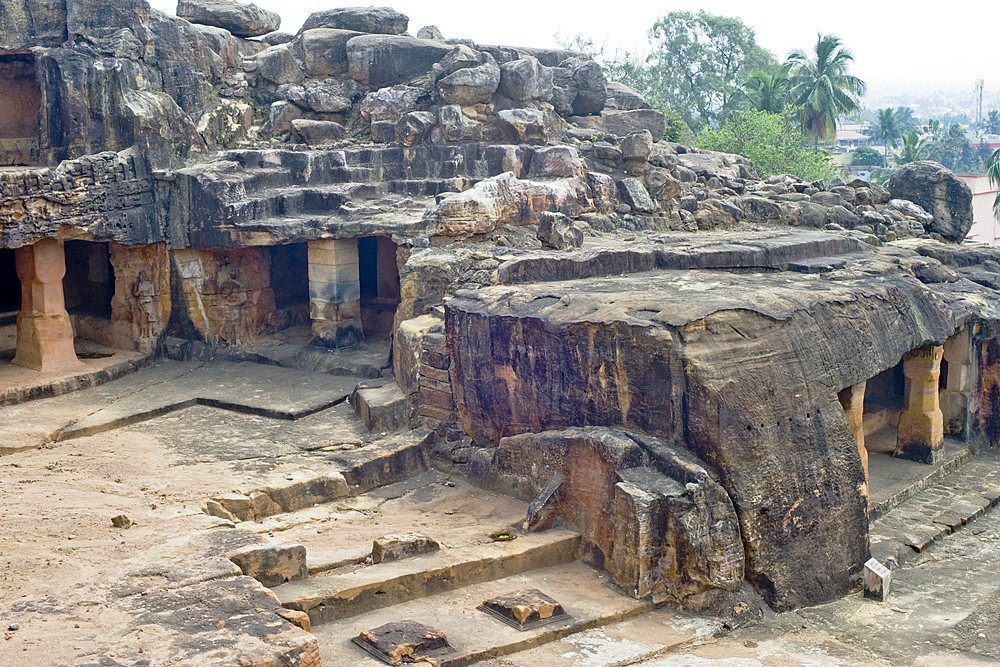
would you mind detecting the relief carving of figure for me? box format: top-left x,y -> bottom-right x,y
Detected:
218,268 -> 247,344
133,270 -> 157,339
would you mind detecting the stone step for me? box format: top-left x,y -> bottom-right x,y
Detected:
869,452 -> 1000,570
273,528 -> 581,626
308,560 -> 663,667
353,381 -> 408,433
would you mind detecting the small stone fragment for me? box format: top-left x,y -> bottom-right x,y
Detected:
863,557 -> 891,601
354,620 -> 451,666
111,514 -> 133,528
371,533 -> 440,563
480,588 -> 566,629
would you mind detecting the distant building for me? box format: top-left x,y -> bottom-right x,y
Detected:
837,130 -> 869,149
957,173 -> 1000,246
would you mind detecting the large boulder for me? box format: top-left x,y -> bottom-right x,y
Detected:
438,57 -> 500,106
347,35 -> 453,87
601,109 -> 667,141
176,0 -> 280,38
498,56 -> 552,102
300,6 -> 408,35
299,28 -> 363,77
888,161 -> 974,243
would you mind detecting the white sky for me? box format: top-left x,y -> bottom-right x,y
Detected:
147,0 -> 998,94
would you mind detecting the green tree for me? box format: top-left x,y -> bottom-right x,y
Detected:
895,106 -> 918,131
851,146 -> 885,166
870,107 -> 901,157
696,108 -> 835,180
895,130 -> 932,164
986,110 -> 1000,135
644,11 -> 772,132
988,148 -> 1000,216
741,65 -> 791,114
786,34 -> 866,151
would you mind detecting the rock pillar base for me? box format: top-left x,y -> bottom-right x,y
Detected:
12,239 -> 86,373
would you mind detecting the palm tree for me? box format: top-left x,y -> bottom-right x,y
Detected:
988,148 -> 1000,216
895,131 -> 932,165
786,34 -> 867,151
741,66 -> 791,114
987,110 -> 1000,136
870,108 -> 901,158
894,106 -> 918,130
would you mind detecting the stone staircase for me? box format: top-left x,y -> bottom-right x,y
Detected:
178,143 -> 531,247
262,491 -> 660,666
869,450 -> 1000,569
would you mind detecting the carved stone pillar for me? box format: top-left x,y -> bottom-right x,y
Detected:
838,380 -> 868,491
12,239 -> 86,372
894,345 -> 944,464
308,238 -> 363,349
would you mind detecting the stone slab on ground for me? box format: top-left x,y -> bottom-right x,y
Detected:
310,561 -> 658,667
0,360 -> 365,451
868,439 -> 973,518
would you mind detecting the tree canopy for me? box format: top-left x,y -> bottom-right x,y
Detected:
642,11 -> 774,132
851,146 -> 885,166
786,34 -> 866,150
696,109 -> 835,181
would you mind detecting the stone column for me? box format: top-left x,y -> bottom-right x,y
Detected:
941,329 -> 972,436
12,239 -> 86,372
838,380 -> 868,490
307,238 -> 363,349
894,345 -> 944,464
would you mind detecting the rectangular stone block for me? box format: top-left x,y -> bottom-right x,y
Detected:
863,558 -> 891,601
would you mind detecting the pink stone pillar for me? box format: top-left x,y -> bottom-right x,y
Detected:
838,380 -> 868,492
894,345 -> 944,464
12,239 -> 86,372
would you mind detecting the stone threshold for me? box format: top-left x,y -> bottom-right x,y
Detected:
869,442 -> 973,521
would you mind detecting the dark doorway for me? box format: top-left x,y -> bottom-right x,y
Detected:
0,248 -> 18,313
0,53 -> 40,166
270,242 -> 309,330
358,235 -> 401,335
63,241 -> 114,319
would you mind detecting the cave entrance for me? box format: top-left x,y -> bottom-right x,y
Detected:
63,241 -> 115,320
0,248 -> 18,357
0,53 -> 40,166
358,235 -> 400,337
860,360 -> 905,456
270,242 -> 310,332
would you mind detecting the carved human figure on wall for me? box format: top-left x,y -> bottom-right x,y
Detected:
218,268 -> 247,344
133,270 -> 157,339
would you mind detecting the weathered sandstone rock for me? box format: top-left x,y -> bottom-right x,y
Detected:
888,161 -> 974,242
177,0 -> 280,37
301,6 -> 409,35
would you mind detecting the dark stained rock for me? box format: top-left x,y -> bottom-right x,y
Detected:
396,111 -> 437,147
177,0 -> 280,37
356,621 -> 451,665
481,588 -> 565,627
290,119 -> 346,145
0,0 -> 68,48
301,6 -> 408,35
347,34 -> 453,87
570,59 -> 607,115
618,177 -> 656,213
888,160 -> 974,242
254,44 -> 304,85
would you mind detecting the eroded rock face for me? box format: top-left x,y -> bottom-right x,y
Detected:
477,427 -> 743,601
445,238 -> 973,610
300,6 -> 409,35
888,161 -> 974,242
